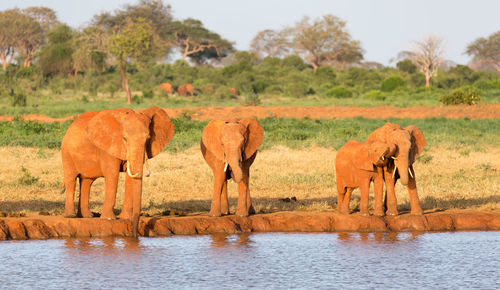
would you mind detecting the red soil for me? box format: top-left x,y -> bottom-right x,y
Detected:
1,210 -> 499,240
1,104 -> 499,123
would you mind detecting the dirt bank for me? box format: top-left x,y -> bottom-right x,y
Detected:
1,104 -> 499,123
1,210 -> 499,240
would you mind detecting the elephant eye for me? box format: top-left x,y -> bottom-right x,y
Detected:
123,136 -> 128,142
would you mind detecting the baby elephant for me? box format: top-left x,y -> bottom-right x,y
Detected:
335,140 -> 395,216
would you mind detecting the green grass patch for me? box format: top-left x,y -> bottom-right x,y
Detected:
0,117 -> 498,152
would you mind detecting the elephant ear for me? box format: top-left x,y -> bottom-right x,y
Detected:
201,120 -> 226,161
140,107 -> 175,158
86,110 -> 126,160
354,144 -> 375,171
405,125 -> 426,164
240,118 -> 264,160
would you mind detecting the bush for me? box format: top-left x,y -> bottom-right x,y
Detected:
360,90 -> 386,100
10,91 -> 27,107
244,93 -> 261,106
380,75 -> 406,92
396,60 -> 417,74
132,94 -> 143,104
18,166 -> 39,186
142,89 -> 154,99
325,85 -> 353,98
474,79 -> 500,90
440,86 -> 481,105
285,81 -> 309,98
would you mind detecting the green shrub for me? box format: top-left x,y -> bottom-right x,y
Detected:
439,86 -> 481,105
396,60 -> 417,74
18,166 -> 39,185
285,81 -> 309,98
325,85 -> 353,98
252,80 -> 270,94
10,91 -> 27,107
132,94 -> 143,104
142,89 -> 154,99
380,75 -> 406,92
214,86 -> 234,100
474,79 -> 500,90
361,90 -> 386,100
244,93 -> 261,106
15,67 -> 35,78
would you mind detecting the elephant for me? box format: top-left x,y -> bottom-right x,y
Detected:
200,118 -> 264,217
61,106 -> 174,237
177,83 -> 194,96
367,122 -> 426,215
335,140 -> 396,215
159,83 -> 173,95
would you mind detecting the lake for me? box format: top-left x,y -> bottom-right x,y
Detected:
0,232 -> 499,289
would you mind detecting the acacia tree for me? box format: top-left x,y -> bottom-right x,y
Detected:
0,9 -> 19,70
166,18 -> 233,62
72,26 -> 109,76
108,17 -> 154,104
409,35 -> 446,87
250,29 -> 290,58
37,24 -> 75,76
466,31 -> 500,72
15,12 -> 44,67
292,15 -> 363,71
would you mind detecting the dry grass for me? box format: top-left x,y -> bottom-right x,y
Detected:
0,145 -> 499,216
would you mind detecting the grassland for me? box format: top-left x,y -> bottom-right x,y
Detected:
0,116 -> 499,216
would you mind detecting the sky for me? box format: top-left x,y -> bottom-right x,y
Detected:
2,0 -> 499,65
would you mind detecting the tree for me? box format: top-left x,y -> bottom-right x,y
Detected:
22,6 -> 58,34
250,29 -> 290,58
93,0 -> 172,60
292,15 -> 363,71
166,18 -> 233,63
37,24 -> 75,76
408,35 -> 446,87
108,17 -> 155,104
466,31 -> 500,73
0,9 -> 19,70
72,26 -> 109,75
15,12 -> 44,67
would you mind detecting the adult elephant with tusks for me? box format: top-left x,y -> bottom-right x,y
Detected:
201,118 -> 264,217
367,122 -> 426,216
61,106 -> 174,237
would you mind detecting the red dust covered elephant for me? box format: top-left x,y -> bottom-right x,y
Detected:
200,118 -> 264,217
61,107 -> 174,237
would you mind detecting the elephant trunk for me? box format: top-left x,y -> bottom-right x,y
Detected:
397,156 -> 410,186
227,153 -> 243,183
131,178 -> 142,238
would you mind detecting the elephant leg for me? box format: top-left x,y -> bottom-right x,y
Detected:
220,180 -> 229,215
373,169 -> 385,216
359,180 -> 370,216
336,184 -> 346,211
339,188 -> 353,214
235,178 -> 251,216
118,174 -> 134,219
101,174 -> 119,220
407,165 -> 423,215
64,175 -> 78,218
77,178 -> 95,218
383,166 -> 399,216
209,169 -> 225,217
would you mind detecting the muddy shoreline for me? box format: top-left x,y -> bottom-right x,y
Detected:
1,210 -> 499,240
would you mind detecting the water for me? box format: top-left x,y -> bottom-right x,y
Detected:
0,232 -> 499,289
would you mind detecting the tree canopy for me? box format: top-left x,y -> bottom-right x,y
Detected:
466,31 -> 500,73
291,15 -> 363,71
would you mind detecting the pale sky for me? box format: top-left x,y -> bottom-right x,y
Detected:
2,0 -> 499,65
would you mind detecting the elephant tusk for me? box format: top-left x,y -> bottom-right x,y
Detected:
127,161 -> 139,178
391,156 -> 397,160
144,152 -> 151,177
408,167 -> 414,178
381,156 -> 385,161
224,162 -> 228,172
392,165 -> 397,179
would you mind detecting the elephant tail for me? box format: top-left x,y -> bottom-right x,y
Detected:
60,183 -> 66,194
132,213 -> 139,238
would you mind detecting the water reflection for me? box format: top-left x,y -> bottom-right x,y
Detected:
337,231 -> 423,244
209,233 -> 253,248
63,236 -> 144,258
